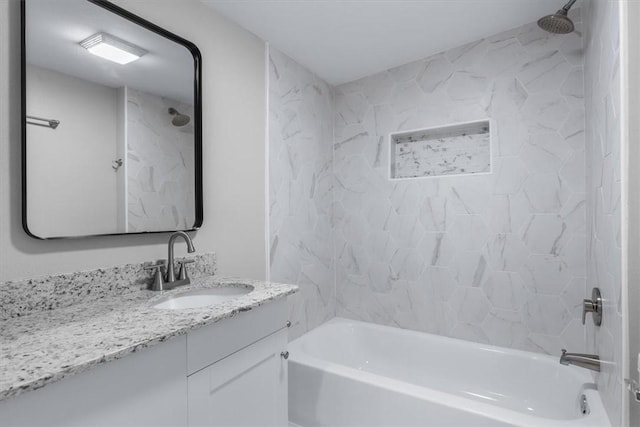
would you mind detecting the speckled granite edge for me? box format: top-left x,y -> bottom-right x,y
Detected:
0,276 -> 297,401
0,253 -> 217,320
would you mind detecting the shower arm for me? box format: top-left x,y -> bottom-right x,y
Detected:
562,0 -> 578,12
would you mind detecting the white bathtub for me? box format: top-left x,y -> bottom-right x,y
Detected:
288,318 -> 611,427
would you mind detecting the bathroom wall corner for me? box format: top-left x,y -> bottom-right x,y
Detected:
268,47 -> 335,340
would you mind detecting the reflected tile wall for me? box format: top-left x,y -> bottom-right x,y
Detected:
268,48 -> 335,340
126,89 -> 196,232
583,1 -> 623,425
333,14 -> 587,355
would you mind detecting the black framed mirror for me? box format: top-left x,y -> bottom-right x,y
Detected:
21,0 -> 203,239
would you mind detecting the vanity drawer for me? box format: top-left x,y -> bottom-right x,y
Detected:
186,298 -> 287,375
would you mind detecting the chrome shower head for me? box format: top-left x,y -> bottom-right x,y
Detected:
168,107 -> 191,127
538,0 -> 578,34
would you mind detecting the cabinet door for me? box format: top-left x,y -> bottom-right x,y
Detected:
187,329 -> 288,427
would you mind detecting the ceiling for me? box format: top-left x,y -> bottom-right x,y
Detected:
27,0 -> 195,104
203,0 -> 578,85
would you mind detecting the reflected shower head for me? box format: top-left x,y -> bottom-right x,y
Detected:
538,0 -> 578,34
168,107 -> 191,127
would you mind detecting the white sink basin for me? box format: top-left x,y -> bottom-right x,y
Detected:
152,286 -> 253,310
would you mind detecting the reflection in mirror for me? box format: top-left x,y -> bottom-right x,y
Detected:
22,0 -> 202,239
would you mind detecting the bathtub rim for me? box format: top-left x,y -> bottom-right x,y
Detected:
288,317 -> 611,427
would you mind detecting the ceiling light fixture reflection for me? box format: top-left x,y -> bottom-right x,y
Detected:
80,32 -> 147,65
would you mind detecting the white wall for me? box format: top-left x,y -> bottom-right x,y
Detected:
0,0 -> 267,282
625,2 -> 640,424
26,64 -> 119,238
583,1 -> 624,425
116,87 -> 127,232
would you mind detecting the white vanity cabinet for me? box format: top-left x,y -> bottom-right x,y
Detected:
186,299 -> 289,426
0,299 -> 289,427
0,333 -> 189,427
187,328 -> 288,426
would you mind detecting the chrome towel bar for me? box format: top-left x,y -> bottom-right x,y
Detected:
26,115 -> 60,129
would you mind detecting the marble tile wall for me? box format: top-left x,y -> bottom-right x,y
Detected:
126,88 -> 196,232
333,14 -> 587,355
583,1 -> 623,425
268,48 -> 335,340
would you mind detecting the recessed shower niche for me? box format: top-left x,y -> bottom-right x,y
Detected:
389,119 -> 492,180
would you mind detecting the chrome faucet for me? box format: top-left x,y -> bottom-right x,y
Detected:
145,231 -> 196,291
560,349 -> 600,372
166,231 -> 195,283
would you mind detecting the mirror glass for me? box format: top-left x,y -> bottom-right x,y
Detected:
22,0 -> 202,239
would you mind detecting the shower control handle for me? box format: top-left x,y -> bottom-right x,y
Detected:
582,287 -> 602,326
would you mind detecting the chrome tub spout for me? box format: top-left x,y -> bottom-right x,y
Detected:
560,349 -> 600,372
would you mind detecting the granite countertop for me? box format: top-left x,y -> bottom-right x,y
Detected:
0,276 -> 298,402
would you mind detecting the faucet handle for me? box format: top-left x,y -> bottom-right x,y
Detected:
177,259 -> 195,282
582,287 -> 603,326
144,264 -> 165,291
